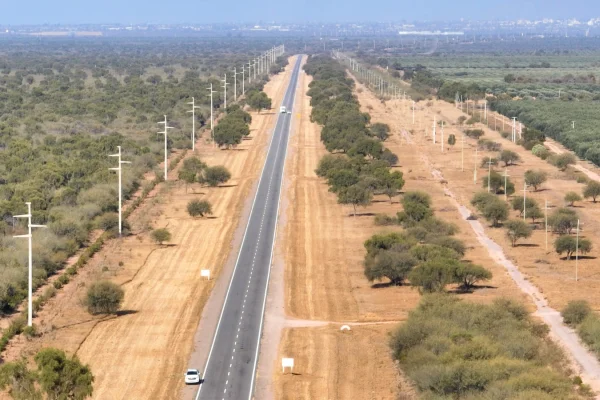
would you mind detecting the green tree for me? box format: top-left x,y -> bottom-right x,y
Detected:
551,153 -> 576,171
151,228 -> 171,245
555,235 -> 592,260
583,181 -> 600,203
201,166 -> 231,187
447,134 -> 456,146
182,157 -> 206,174
499,150 -> 521,166
524,169 -> 547,191
337,184 -> 372,216
526,205 -> 544,224
247,91 -> 272,113
0,360 -> 41,400
452,262 -> 492,291
364,250 -> 417,285
34,348 -> 94,400
409,258 -> 460,293
482,199 -> 509,227
562,300 -> 591,326
511,197 -> 538,217
349,137 -> 383,159
371,123 -> 390,141
549,208 -> 578,234
565,191 -> 582,207
178,169 -> 197,193
214,118 -> 248,149
401,191 -> 433,223
187,200 -> 212,218
505,219 -> 532,247
377,170 -> 404,203
531,144 -> 550,160
84,281 -> 124,315
471,192 -> 497,212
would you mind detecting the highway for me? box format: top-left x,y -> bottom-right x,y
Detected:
196,55 -> 303,400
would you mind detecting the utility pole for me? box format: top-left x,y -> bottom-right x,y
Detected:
221,74 -> 228,110
572,121 -> 575,130
248,61 -> 252,83
441,121 -> 444,152
545,199 -> 551,252
207,83 -> 216,145
433,116 -> 436,144
461,132 -> 465,172
487,159 -> 493,192
233,67 -> 237,101
239,66 -> 245,97
512,117 -> 517,142
522,182 -> 528,221
109,146 -> 131,236
13,202 -> 46,327
576,219 -> 581,282
412,101 -> 415,125
158,115 -> 174,181
474,148 -> 478,184
187,97 -> 200,151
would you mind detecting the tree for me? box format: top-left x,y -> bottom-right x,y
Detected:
504,219 -> 532,247
524,169 -> 547,191
448,134 -> 456,146
482,200 -> 509,227
452,262 -> 492,291
551,153 -> 576,171
182,157 -> 206,174
471,192 -> 497,212
84,281 -> 124,315
482,170 -> 514,195
562,300 -> 591,326
555,235 -> 592,260
565,191 -> 582,207
549,208 -> 578,235
247,91 -> 272,113
34,348 -> 94,400
201,166 -> 231,187
377,170 -> 404,203
349,137 -> 383,159
151,228 -> 171,245
499,150 -> 521,166
504,74 -> 516,83
214,117 -> 248,148
401,192 -> 433,223
364,250 -> 417,285
371,123 -> 390,141
380,149 -> 399,166
409,258 -> 460,293
0,360 -> 41,400
531,144 -> 550,160
178,169 -> 197,193
511,197 -> 538,217
583,181 -> 600,203
337,184 -> 372,216
187,200 -> 212,217
526,205 -> 544,224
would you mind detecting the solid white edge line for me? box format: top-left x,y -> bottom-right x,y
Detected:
195,58 -> 295,400
247,55 -> 303,400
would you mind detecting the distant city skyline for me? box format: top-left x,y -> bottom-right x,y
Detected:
2,0 -> 600,25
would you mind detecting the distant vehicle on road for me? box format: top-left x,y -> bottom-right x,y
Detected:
280,106 -> 286,113
185,369 -> 201,385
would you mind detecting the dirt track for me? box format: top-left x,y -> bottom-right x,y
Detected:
0,60 -> 295,400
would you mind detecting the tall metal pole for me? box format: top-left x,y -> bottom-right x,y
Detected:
222,74 -> 228,110
158,115 -> 174,181
109,146 -> 131,236
461,132 -> 464,171
241,65 -> 245,95
523,182 -> 527,221
207,84 -> 216,144
233,67 -> 237,101
504,169 -> 510,201
13,202 -> 46,327
187,97 -> 200,151
474,148 -> 478,184
545,199 -> 549,252
441,121 -> 444,152
576,219 -> 580,281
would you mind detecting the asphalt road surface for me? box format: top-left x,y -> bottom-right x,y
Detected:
195,55 -> 303,400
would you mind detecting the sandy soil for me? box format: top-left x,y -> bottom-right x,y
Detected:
269,67 -> 531,399
0,60 -> 295,400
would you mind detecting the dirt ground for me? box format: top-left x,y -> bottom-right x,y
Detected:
0,59 -> 296,400
271,67 -> 530,399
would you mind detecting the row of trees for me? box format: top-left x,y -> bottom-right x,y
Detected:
365,191 -> 492,292
304,55 -> 402,215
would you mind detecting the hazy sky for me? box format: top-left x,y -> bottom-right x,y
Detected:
2,0 -> 600,24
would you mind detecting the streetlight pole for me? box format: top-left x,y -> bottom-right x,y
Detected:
158,115 -> 174,181
13,202 -> 46,327
109,146 -> 131,236
207,83 -> 216,145
187,97 -> 201,151
221,74 -> 228,110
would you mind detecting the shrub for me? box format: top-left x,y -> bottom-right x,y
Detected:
505,219 -> 532,247
471,192 -> 497,212
480,156 -> 498,168
201,165 -> 231,187
499,150 -> 521,166
151,228 -> 171,245
465,129 -> 484,139
84,281 -> 124,315
564,191 -> 582,207
554,235 -> 592,260
548,153 -> 576,171
482,199 -> 509,227
452,262 -> 492,290
531,144 -> 549,160
562,300 -> 591,326
524,170 -> 547,191
187,200 -> 213,217
364,250 -> 417,285
409,258 -> 460,293
583,181 -> 600,203
373,214 -> 398,226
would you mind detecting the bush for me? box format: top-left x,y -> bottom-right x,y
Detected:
531,144 -> 549,160
583,181 -> 600,203
465,129 -> 484,139
151,228 -> 171,245
499,150 -> 521,166
409,258 -> 460,293
452,262 -> 492,290
84,281 -> 124,315
562,300 -> 591,326
548,153 -> 576,171
201,165 -> 231,187
364,250 -> 417,285
373,214 -> 398,226
482,199 -> 509,227
187,200 -> 213,217
564,191 -> 582,207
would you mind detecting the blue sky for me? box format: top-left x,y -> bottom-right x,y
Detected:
2,0 -> 600,24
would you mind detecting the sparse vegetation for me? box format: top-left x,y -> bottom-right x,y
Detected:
187,199 -> 213,218
84,281 -> 124,315
151,228 -> 171,245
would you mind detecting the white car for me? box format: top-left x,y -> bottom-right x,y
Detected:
280,106 -> 286,113
185,369 -> 201,385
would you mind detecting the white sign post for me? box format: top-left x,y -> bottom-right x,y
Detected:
200,270 -> 211,280
281,358 -> 294,374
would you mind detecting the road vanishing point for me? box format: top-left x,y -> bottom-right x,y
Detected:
196,55 -> 303,400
